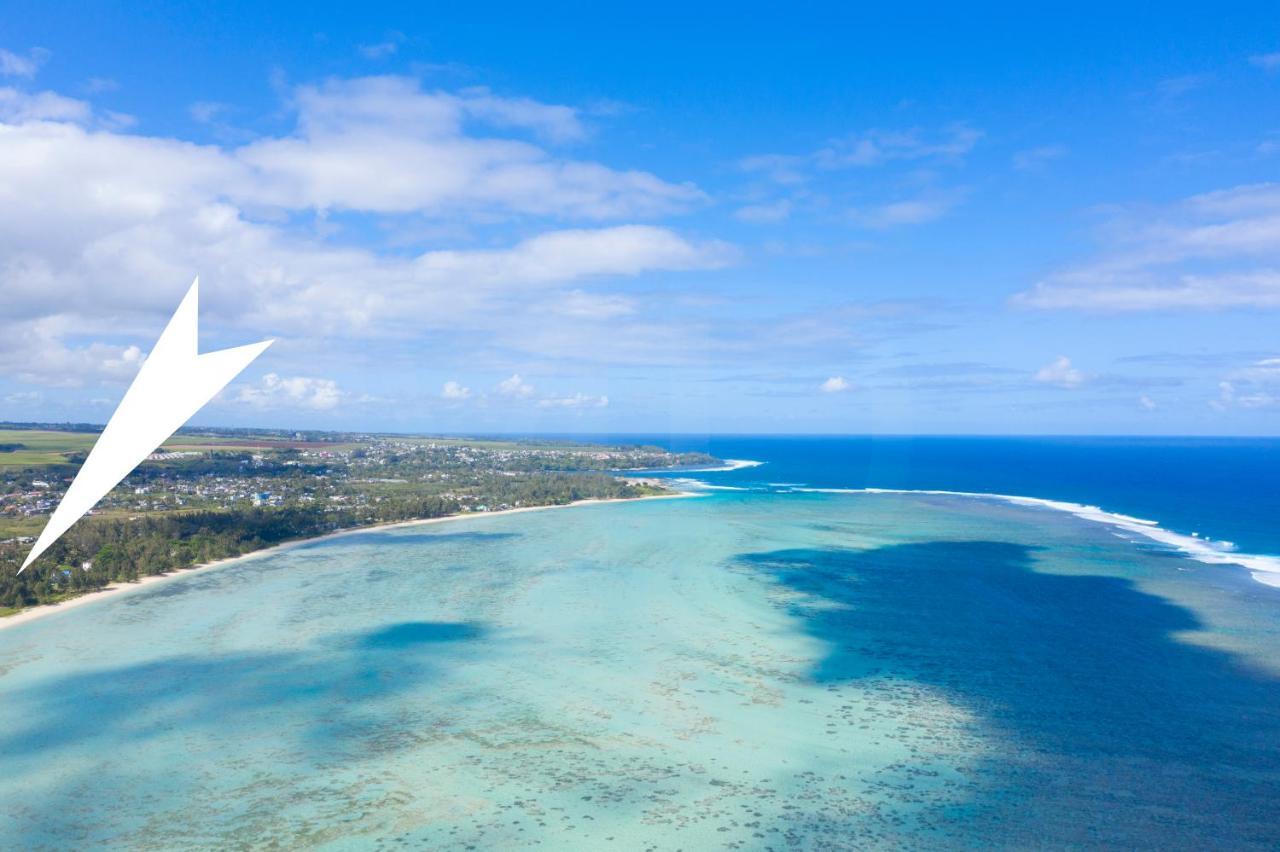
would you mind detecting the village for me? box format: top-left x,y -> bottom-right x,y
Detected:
0,428 -> 715,551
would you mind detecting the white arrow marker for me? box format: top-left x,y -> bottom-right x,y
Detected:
20,278 -> 273,573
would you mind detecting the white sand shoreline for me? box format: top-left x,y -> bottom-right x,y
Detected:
0,490 -> 701,632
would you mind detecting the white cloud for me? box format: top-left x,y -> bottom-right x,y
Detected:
1018,271 -> 1280,311
738,126 -> 975,231
1139,394 -> 1157,410
410,226 -> 732,290
189,101 -> 229,123
441,380 -> 471,400
0,73 -> 765,397
233,77 -> 690,216
1211,381 -> 1233,410
0,79 -> 732,378
553,290 -> 636,319
1239,392 -> 1277,408
1210,380 -> 1275,410
0,88 -> 91,123
1014,183 -> 1280,311
238,373 -> 343,410
740,125 -> 980,184
813,125 -> 982,170
456,86 -> 586,144
820,376 -> 851,393
0,48 -> 49,79
0,322 -> 145,387
1212,358 -> 1280,410
358,34 -> 403,60
536,392 -> 608,409
1034,356 -> 1085,388
1233,357 -> 1280,381
496,374 -> 534,398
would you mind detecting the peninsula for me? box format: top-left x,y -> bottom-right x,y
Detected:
0,424 -> 717,618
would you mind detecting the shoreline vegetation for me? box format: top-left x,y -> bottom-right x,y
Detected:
0,490 -> 701,631
0,424 -> 722,620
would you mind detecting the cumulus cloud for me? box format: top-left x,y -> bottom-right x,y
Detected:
1034,356 -> 1085,388
496,374 -> 534,397
0,76 -> 733,386
1013,183 -> 1280,311
0,323 -> 145,387
233,76 -> 693,215
441,380 -> 471,400
820,376 -> 851,393
238,373 -> 343,410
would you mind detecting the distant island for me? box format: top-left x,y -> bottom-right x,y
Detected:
0,425 -> 718,617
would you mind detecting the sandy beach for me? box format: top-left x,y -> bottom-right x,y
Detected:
0,490 -> 700,632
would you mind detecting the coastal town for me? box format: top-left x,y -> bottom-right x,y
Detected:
0,425 -> 716,613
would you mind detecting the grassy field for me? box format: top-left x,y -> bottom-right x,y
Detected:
0,505 -> 229,540
0,430 -> 99,466
0,428 -> 365,467
0,515 -> 46,539
0,428 -> 638,470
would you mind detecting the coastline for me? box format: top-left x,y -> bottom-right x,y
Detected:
662,458 -> 764,473
0,490 -> 701,632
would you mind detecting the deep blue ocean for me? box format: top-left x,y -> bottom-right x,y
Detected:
572,434 -> 1280,558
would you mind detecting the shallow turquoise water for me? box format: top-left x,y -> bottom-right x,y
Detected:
2,491 -> 1279,848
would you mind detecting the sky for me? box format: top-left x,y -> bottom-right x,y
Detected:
1,2 -> 1279,435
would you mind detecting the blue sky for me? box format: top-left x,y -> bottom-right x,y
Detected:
1,2 -> 1279,434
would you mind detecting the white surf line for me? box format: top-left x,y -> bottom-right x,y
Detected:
669,477 -> 750,491
677,459 -> 765,472
793,486 -> 1280,589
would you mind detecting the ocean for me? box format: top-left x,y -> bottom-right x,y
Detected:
1,436 -> 1278,848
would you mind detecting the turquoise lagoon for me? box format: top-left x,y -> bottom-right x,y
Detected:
2,484 -> 1280,848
